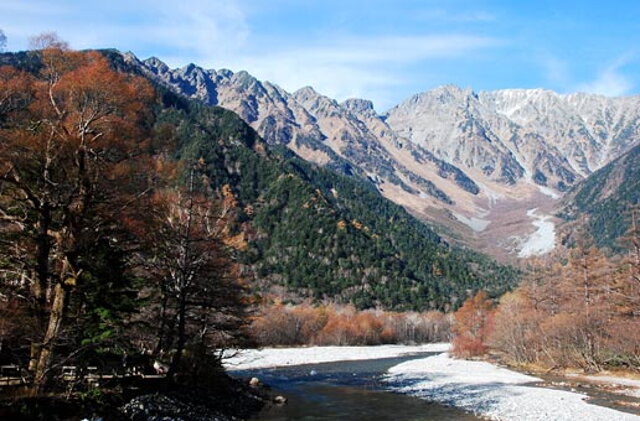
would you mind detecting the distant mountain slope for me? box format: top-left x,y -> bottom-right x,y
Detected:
110,50 -> 521,310
125,53 -> 477,206
386,86 -> 640,191
1,49 -> 519,311
559,142 -> 640,250
120,52 -> 640,260
158,93 -> 518,311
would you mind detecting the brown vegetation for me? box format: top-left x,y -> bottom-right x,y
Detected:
0,35 -> 250,395
250,301 -> 451,346
451,291 -> 493,358
0,38 -> 157,393
452,210 -> 640,371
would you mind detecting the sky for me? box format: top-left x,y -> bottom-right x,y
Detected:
1,0 -> 639,111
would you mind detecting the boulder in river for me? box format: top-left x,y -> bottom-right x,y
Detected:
273,395 -> 287,405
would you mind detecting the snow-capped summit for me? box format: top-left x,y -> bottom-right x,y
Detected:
387,85 -> 640,189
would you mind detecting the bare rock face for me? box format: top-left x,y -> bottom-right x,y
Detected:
128,52 -> 469,205
386,86 -> 640,191
124,51 -> 640,258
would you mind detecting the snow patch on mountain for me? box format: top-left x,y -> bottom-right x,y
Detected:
537,185 -> 561,199
518,208 -> 556,257
477,182 -> 505,207
452,212 -> 491,232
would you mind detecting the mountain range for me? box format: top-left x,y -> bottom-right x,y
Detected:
123,52 -> 640,259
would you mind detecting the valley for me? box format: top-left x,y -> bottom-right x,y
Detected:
126,53 -> 640,260
1,4 -> 640,416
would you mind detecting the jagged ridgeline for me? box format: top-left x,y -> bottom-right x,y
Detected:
164,102 -> 518,311
0,50 -> 518,311
560,142 -> 640,250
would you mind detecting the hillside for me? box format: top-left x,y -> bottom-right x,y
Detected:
155,88 -> 517,311
559,142 -> 640,250
106,50 -> 519,311
123,54 -> 640,260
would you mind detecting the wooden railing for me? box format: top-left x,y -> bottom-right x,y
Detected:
0,364 -> 166,388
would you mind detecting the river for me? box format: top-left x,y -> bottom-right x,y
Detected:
231,353 -> 480,421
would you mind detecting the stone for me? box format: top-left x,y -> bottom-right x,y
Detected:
273,395 -> 287,405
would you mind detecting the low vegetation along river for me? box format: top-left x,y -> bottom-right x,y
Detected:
231,353 -> 480,421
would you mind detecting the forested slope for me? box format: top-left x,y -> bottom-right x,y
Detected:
0,50 -> 519,312
560,142 -> 640,250
150,78 -> 519,311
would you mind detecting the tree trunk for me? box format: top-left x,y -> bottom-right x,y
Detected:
29,207 -> 52,372
167,291 -> 187,381
31,281 -> 67,394
153,284 -> 170,357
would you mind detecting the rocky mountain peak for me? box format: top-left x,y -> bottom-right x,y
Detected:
293,87 -> 340,117
141,56 -> 169,73
418,85 -> 474,104
294,85 -> 319,96
179,62 -> 198,74
216,68 -> 234,79
340,98 -> 376,118
292,86 -> 323,104
386,83 -> 640,190
125,50 -> 640,259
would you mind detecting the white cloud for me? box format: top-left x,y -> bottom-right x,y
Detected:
538,54 -> 570,86
577,57 -> 635,97
0,0 -> 250,59
226,35 -> 501,110
416,9 -> 496,23
0,1 -> 501,109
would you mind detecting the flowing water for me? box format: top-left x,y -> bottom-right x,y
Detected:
536,373 -> 640,416
231,353 -> 480,421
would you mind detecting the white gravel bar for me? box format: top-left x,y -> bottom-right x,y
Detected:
223,343 -> 450,370
384,352 -> 640,421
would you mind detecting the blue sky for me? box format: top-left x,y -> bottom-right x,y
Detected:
1,0 -> 639,111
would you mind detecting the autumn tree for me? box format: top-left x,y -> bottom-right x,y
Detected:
136,163 -> 249,383
451,291 -> 494,358
560,233 -> 613,370
615,205 -> 640,315
489,290 -> 545,364
626,206 -> 640,277
490,235 -> 640,371
0,36 -> 156,392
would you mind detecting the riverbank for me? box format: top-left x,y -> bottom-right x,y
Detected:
487,358 -> 640,412
233,351 -> 481,420
223,343 -> 450,370
0,374 -> 269,421
384,352 -> 640,421
572,373 -> 640,395
226,344 -> 640,420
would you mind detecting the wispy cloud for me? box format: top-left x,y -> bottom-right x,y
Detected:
576,56 -> 635,97
227,35 -> 502,110
0,0 -> 503,109
0,0 -> 250,58
537,54 -> 570,87
415,9 -> 496,23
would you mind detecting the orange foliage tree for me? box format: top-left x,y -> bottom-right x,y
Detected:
133,161 -> 250,382
249,301 -> 451,346
451,291 -> 494,358
489,220 -> 640,370
0,36 -> 156,392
